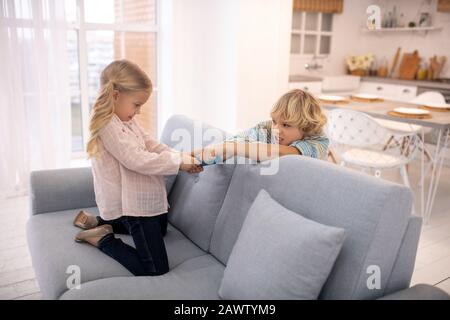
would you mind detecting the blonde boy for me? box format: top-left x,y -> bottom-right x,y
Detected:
194,89 -> 329,163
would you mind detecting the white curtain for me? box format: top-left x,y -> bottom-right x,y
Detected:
0,0 -> 71,200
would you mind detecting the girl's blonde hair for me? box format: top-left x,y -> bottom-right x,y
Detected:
270,89 -> 326,136
86,59 -> 152,159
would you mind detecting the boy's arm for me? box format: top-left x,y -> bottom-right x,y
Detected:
290,135 -> 330,159
192,142 -> 300,163
230,142 -> 300,162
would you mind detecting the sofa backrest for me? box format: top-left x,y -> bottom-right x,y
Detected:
160,115 -> 236,251
160,115 -> 418,299
383,216 -> 422,295
208,156 -> 415,300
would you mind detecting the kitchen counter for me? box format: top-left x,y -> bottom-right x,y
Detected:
288,74 -> 450,102
289,75 -> 322,82
289,74 -> 450,90
361,76 -> 450,90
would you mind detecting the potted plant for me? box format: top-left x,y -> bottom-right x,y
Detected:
346,54 -> 374,76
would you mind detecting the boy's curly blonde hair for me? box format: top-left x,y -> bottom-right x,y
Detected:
270,89 -> 326,136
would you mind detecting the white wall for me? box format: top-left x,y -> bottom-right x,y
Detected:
159,0 -> 292,134
290,0 -> 450,78
159,0 -> 239,134
235,0 -> 293,130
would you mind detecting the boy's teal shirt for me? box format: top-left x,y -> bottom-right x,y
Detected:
226,120 -> 329,159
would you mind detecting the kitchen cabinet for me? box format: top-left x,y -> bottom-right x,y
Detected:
288,81 -> 322,94
395,84 -> 418,101
358,81 -> 417,102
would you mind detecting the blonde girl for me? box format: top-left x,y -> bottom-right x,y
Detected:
73,59 -> 202,276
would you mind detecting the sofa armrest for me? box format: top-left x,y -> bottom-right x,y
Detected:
378,284 -> 450,300
29,167 -> 96,216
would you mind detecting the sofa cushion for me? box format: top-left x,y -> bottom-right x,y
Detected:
160,115 -> 236,251
219,190 -> 346,300
26,207 -> 206,299
59,254 -> 224,300
166,166 -> 235,251
210,155 -> 412,299
160,114 -> 231,195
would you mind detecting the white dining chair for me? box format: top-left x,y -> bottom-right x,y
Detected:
411,91 -> 446,105
375,91 -> 445,162
410,91 -> 449,187
327,109 -> 419,190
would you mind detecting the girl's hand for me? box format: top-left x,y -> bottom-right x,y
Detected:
179,153 -> 203,174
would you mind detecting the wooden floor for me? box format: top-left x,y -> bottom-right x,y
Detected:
1,159 -> 449,300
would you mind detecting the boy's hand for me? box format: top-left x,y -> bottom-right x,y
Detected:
202,142 -> 236,163
179,153 -> 203,174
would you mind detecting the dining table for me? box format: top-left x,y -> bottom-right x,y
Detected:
320,97 -> 450,223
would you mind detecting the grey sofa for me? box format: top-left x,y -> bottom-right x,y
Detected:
27,115 -> 449,300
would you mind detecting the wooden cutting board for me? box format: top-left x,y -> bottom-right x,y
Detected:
398,50 -> 421,80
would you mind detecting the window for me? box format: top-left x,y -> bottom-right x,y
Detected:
65,0 -> 159,156
290,11 -> 333,56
